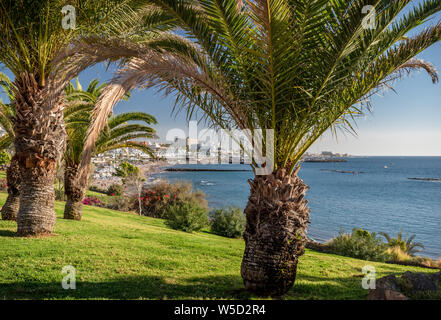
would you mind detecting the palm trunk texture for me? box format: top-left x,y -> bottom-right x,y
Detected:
1,155 -> 21,220
63,164 -> 84,221
14,73 -> 67,236
241,167 -> 310,296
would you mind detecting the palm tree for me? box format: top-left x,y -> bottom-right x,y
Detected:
63,79 -> 157,220
0,76 -> 157,220
380,229 -> 425,256
79,0 -> 441,296
0,72 -> 19,220
0,0 -> 175,235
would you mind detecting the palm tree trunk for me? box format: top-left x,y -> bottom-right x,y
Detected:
241,167 -> 310,297
63,164 -> 84,221
1,155 -> 21,220
14,73 -> 67,236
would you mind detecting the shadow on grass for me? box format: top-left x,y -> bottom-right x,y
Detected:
0,275 -> 253,300
287,274 -> 369,300
0,273 -> 374,300
0,230 -> 16,237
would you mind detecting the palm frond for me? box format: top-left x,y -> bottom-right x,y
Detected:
96,141 -> 156,159
77,0 -> 441,178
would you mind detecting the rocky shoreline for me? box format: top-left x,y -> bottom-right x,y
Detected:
367,271 -> 441,300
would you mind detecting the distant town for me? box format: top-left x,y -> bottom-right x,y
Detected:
91,138 -> 350,180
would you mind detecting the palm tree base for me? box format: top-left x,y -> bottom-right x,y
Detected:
1,193 -> 20,221
64,198 -> 83,221
15,160 -> 59,236
63,165 -> 84,221
241,167 -> 310,297
16,181 -> 57,237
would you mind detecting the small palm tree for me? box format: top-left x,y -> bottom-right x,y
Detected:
0,72 -> 19,220
63,79 -> 157,220
79,0 -> 441,296
0,77 -> 158,221
380,229 -> 425,256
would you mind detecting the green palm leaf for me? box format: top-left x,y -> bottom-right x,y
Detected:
64,79 -> 158,165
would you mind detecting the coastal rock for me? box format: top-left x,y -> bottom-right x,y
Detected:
367,289 -> 408,300
401,271 -> 438,294
376,274 -> 399,291
367,275 -> 408,300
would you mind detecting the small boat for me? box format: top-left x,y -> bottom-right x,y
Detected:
384,165 -> 388,169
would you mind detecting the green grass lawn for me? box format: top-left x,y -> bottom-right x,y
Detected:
0,192 -> 437,300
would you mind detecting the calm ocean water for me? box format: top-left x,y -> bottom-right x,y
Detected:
152,157 -> 441,259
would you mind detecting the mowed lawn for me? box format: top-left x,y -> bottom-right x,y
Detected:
0,192 -> 436,300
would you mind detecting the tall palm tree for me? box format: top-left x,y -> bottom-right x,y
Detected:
63,79 -> 157,220
79,0 -> 441,296
0,0 -> 176,236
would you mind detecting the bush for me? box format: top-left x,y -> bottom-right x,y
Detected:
88,185 -> 108,194
139,181 -> 207,218
79,193 -> 135,212
82,197 -> 101,206
114,161 -> 140,180
102,195 -> 133,212
0,178 -> 7,192
107,184 -> 123,196
326,228 -> 390,262
386,246 -> 412,262
165,201 -> 209,232
0,151 -> 11,167
210,206 -> 246,238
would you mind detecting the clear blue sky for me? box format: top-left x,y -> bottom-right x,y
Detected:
1,2 -> 441,156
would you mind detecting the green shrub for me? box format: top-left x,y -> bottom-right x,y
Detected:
88,185 -> 108,194
101,195 -> 133,212
140,180 -> 207,218
107,183 -> 123,196
0,178 -> 7,192
165,201 -> 209,232
386,246 -> 412,262
379,229 -> 424,256
326,228 -> 390,262
0,151 -> 11,167
210,206 -> 246,238
114,161 -> 140,179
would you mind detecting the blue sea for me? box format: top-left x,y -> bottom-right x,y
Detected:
152,157 -> 441,259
